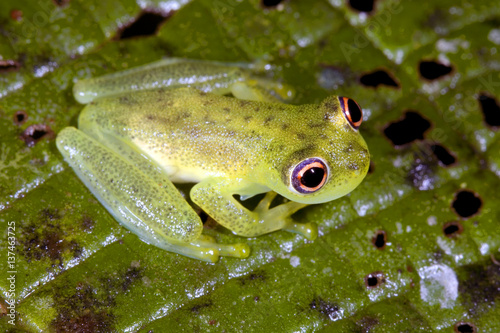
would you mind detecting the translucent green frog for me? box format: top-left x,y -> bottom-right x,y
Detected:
56,59 -> 370,262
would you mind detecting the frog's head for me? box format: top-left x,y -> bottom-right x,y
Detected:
273,96 -> 370,204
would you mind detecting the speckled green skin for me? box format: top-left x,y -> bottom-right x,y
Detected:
57,59 -> 370,262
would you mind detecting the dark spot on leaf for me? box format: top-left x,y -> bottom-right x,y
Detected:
13,110 -> 28,125
239,270 -> 266,286
364,271 -> 385,288
371,230 -> 386,249
431,144 -> 456,166
52,0 -> 70,6
348,0 -> 376,13
454,322 -> 477,333
457,261 -> 500,316
121,267 -> 143,291
309,297 -> 340,321
356,316 -> 379,331
419,60 -> 453,80
80,215 -> 95,232
360,70 -> 399,88
209,320 -> 217,325
452,190 -> 482,218
0,59 -> 21,73
51,282 -> 115,332
19,209 -> 81,265
10,9 -> 23,21
407,148 -> 437,191
20,124 -> 55,147
119,11 -> 170,39
191,301 -> 212,314
443,221 -> 463,238
478,93 -> 500,128
261,0 -> 285,8
383,111 -> 431,146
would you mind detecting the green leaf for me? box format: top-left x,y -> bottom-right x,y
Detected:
1,0 -> 500,332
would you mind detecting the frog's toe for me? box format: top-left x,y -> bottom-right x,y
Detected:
283,221 -> 318,240
218,242 -> 251,259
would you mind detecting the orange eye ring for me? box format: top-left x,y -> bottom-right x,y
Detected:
291,158 -> 328,194
339,97 -> 363,129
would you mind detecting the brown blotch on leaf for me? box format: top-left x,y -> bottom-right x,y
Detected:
407,148 -> 437,191
13,110 -> 28,125
364,271 -> 385,288
19,209 -> 81,266
20,124 -> 55,147
190,301 -> 213,314
309,296 -> 340,321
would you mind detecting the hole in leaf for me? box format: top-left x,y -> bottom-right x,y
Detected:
452,190 -> 482,218
364,271 -> 385,288
431,144 -> 456,166
13,110 -> 28,125
360,70 -> 399,88
371,230 -> 386,249
119,12 -> 169,39
348,0 -> 375,13
443,221 -> 463,238
419,60 -> 453,80
383,111 -> 431,146
0,60 -> 20,73
262,0 -> 284,8
10,9 -> 23,21
19,124 -> 55,147
478,94 -> 500,128
454,322 -> 476,333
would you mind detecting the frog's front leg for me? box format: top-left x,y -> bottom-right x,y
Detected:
56,128 -> 249,262
191,179 -> 318,240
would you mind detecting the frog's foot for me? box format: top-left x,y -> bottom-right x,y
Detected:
254,192 -> 318,241
160,235 -> 250,263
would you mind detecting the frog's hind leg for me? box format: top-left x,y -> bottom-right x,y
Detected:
56,127 -> 249,262
191,179 -> 318,240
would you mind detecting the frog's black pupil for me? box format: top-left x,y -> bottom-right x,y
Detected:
301,167 -> 325,188
347,98 -> 362,124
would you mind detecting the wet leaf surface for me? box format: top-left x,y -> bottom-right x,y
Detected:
1,0 -> 499,332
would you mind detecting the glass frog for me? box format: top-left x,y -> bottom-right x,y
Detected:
56,58 -> 370,262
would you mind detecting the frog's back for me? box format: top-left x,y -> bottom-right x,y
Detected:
80,88 -> 330,182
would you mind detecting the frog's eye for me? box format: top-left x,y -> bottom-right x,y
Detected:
339,97 -> 363,129
291,158 -> 328,194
